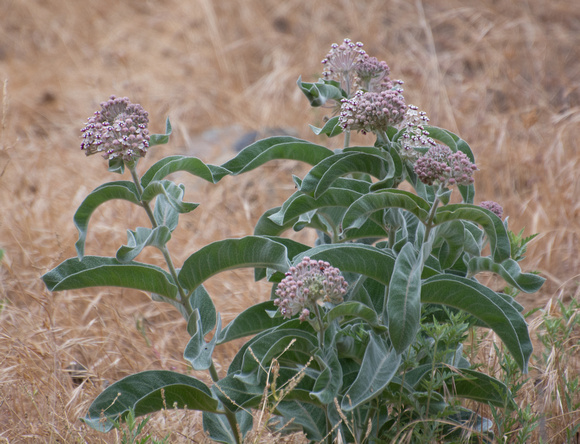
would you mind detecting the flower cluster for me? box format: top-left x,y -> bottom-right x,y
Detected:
322,38 -> 366,94
355,54 -> 390,91
339,89 -> 406,134
274,257 -> 348,322
81,96 -> 150,162
414,144 -> 478,187
399,105 -> 436,161
480,200 -> 504,219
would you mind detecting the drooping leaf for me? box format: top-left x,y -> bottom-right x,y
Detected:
140,155 -> 229,188
116,226 -> 172,263
342,189 -> 431,232
324,301 -> 386,333
73,181 -> 140,259
300,152 -> 393,198
178,236 -> 291,293
341,335 -> 401,411
275,401 -> 327,441
184,311 -> 221,370
432,221 -> 465,269
387,243 -> 423,354
140,180 -> 198,213
450,368 -> 516,409
217,301 -> 287,344
434,204 -> 511,263
83,370 -> 219,432
202,410 -> 253,444
187,284 -> 217,336
42,256 -> 178,300
311,348 -> 343,404
467,257 -> 545,293
421,274 -> 532,372
219,136 -> 333,177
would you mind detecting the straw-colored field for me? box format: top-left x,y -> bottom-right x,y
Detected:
1,0 -> 578,442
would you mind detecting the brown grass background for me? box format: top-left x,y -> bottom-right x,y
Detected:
0,0 -> 579,442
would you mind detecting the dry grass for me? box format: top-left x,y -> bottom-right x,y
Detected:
0,0 -> 579,442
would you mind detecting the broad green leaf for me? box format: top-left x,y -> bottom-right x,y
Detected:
293,243 -> 397,288
83,370 -> 218,432
42,256 -> 178,300
467,257 -> 545,293
219,136 -> 333,177
254,236 -> 311,282
297,76 -> 345,107
184,311 -> 221,370
269,187 -> 364,226
187,284 -> 217,336
342,189 -> 431,232
178,236 -> 291,293
433,221 -> 465,269
324,301 -> 386,333
434,204 -> 511,263
141,180 -> 198,213
108,157 -> 125,174
300,152 -> 392,198
311,348 -> 343,404
342,335 -> 401,411
310,115 -> 343,137
422,274 -> 532,372
140,155 -> 228,188
116,226 -> 171,263
450,368 -> 516,409
275,401 -> 327,441
149,117 -> 172,147
387,244 -> 423,353
73,181 -> 140,259
217,301 -> 287,344
236,330 -> 318,385
202,410 -> 253,444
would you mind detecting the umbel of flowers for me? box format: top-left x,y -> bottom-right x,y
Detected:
81,95 -> 150,162
274,257 -> 348,322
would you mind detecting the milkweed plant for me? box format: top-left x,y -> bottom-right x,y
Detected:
43,39 -> 545,443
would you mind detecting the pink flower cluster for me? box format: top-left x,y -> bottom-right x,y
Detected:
322,38 -> 366,92
81,96 -> 150,162
414,145 -> 478,187
339,89 -> 407,134
274,257 -> 348,322
480,201 -> 504,219
355,54 -> 390,91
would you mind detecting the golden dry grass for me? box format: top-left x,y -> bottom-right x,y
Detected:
0,0 -> 579,442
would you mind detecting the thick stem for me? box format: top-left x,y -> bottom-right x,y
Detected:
422,184 -> 443,244
127,163 -> 241,443
343,129 -> 351,149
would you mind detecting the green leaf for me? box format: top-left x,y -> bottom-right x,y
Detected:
73,181 -> 140,260
450,368 -> 516,409
141,180 -> 198,214
269,187 -> 364,227
140,155 -> 228,188
42,256 -> 178,300
275,401 -> 327,441
422,274 -> 532,372
219,136 -> 333,177
202,410 -> 252,444
300,152 -> 393,198
83,370 -> 219,432
342,189 -> 431,232
434,205 -> 511,263
324,301 -> 386,333
433,221 -> 466,269
149,117 -> 172,147
311,348 -> 343,404
187,284 -> 217,336
297,76 -> 345,107
217,301 -> 287,344
388,243 -> 423,354
178,236 -> 291,293
467,257 -> 545,293
341,335 -> 401,411
116,226 -> 172,263
183,311 -> 221,370
310,116 -> 343,137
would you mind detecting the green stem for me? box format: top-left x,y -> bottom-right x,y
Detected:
344,129 -> 351,149
422,184 -> 443,244
127,162 -> 241,444
312,303 -> 326,348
